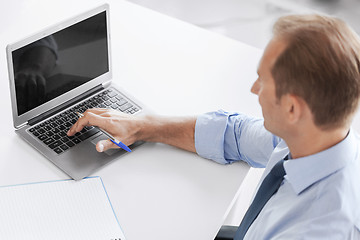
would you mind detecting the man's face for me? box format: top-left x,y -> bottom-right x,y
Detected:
251,38 -> 288,135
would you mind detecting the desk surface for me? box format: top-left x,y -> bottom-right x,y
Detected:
0,0 -> 297,239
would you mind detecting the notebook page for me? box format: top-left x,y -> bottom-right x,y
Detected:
0,177 -> 126,240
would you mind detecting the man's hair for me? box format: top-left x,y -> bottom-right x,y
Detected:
272,14 -> 360,130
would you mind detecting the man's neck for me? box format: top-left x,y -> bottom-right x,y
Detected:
284,126 -> 349,159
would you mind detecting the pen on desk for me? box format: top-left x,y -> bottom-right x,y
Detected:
75,112 -> 132,152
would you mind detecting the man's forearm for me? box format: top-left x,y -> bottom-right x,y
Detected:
67,110 -> 197,153
138,115 -> 197,153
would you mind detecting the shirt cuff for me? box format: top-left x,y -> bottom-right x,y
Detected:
194,110 -> 231,164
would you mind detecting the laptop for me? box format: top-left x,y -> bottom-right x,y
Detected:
6,4 -> 148,180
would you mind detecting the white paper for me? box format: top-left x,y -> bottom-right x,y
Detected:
0,177 -> 126,240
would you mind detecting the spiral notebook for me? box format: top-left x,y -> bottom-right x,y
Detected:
0,176 -> 126,240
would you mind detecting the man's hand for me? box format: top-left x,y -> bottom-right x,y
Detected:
67,108 -> 144,152
67,108 -> 197,153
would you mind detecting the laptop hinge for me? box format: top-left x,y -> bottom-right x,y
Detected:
102,80 -> 112,88
28,84 -> 104,126
17,121 -> 29,129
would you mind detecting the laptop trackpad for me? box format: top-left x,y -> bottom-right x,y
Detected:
90,134 -> 120,156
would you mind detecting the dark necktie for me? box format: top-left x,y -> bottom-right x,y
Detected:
234,156 -> 287,240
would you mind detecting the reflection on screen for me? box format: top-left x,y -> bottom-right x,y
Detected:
12,11 -> 108,115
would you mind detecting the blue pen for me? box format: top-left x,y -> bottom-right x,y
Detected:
75,112 -> 132,152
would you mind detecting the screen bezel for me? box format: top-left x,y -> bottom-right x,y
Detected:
7,4 -> 112,129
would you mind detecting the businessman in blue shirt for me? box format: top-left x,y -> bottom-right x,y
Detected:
68,14 -> 360,239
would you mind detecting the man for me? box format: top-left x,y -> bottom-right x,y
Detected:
68,14 -> 360,239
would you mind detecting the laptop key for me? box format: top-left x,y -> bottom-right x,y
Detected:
61,136 -> 70,143
38,135 -> 48,141
33,131 -> 40,137
116,98 -> 127,106
46,131 -> 54,137
59,132 -> 66,137
78,128 -> 100,141
53,134 -> 61,140
60,144 -> 69,151
119,103 -> 133,112
44,138 -> 55,145
84,126 -> 93,130
53,148 -> 63,154
73,138 -> 81,144
107,91 -> 117,98
66,141 -> 75,148
38,128 -> 46,134
56,119 -> 64,125
49,140 -> 63,149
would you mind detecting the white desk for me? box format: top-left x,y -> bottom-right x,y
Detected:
0,1 -> 264,239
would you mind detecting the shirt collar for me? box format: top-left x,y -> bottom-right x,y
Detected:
284,129 -> 358,195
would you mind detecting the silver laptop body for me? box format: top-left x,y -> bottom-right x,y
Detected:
6,4 -> 147,180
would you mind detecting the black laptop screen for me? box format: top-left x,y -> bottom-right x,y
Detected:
12,11 -> 109,115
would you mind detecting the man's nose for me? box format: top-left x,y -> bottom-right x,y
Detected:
251,80 -> 259,95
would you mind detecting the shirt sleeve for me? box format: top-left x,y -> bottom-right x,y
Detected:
194,110 -> 281,168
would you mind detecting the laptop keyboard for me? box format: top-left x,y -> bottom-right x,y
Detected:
28,88 -> 140,155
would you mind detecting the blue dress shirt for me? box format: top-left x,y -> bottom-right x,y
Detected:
195,110 -> 360,239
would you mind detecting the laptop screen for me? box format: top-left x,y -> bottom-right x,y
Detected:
12,11 -> 108,116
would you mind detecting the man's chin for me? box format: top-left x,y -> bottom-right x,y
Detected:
263,121 -> 269,130
263,121 -> 274,133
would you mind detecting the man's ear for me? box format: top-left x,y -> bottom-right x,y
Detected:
282,94 -> 303,124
